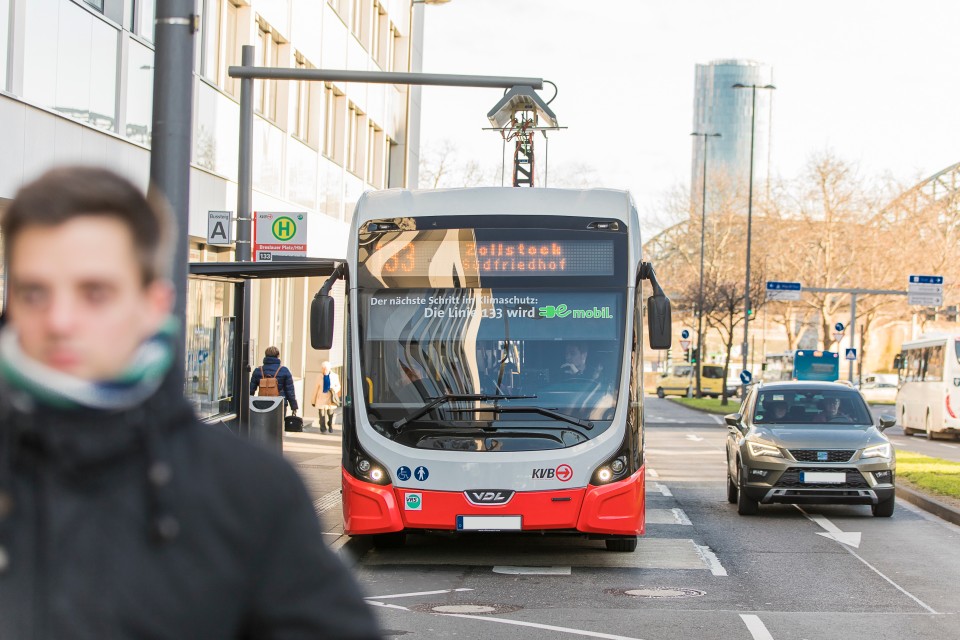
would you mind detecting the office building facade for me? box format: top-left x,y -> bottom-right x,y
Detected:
0,0 -> 424,421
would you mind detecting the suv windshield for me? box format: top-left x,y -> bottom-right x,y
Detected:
359,288 -> 625,427
753,389 -> 873,425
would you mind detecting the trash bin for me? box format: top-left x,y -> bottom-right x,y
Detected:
249,397 -> 284,451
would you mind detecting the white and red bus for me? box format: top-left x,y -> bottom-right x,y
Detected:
896,335 -> 960,439
312,188 -> 672,551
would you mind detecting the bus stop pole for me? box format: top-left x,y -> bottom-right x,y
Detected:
235,45 -> 255,434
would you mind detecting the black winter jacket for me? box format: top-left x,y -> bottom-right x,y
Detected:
0,375 -> 380,639
250,356 -> 299,411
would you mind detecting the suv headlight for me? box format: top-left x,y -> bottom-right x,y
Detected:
747,441 -> 783,458
861,443 -> 892,459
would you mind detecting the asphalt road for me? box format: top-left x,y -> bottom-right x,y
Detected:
866,404 -> 960,462
346,398 -> 960,639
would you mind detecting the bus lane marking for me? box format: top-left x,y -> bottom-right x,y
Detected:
695,545 -> 728,576
739,614 -> 774,640
795,506 -> 938,614
435,612 -> 646,640
366,588 -> 474,600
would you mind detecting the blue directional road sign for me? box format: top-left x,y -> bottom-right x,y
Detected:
740,370 -> 753,385
766,281 -> 802,301
845,348 -> 857,361
908,275 -> 944,307
909,275 -> 944,284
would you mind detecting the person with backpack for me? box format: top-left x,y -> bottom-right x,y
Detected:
250,346 -> 299,417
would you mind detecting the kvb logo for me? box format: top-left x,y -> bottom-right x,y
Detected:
532,464 -> 573,482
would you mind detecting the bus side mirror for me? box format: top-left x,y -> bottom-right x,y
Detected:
310,295 -> 335,350
647,293 -> 672,350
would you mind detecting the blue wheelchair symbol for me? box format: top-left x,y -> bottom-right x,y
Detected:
396,466 -> 411,481
414,466 -> 430,481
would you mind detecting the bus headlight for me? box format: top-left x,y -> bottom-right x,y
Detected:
351,439 -> 392,485
862,443 -> 891,459
591,455 -> 629,485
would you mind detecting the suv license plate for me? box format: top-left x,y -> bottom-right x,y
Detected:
800,471 -> 845,484
456,515 -> 522,531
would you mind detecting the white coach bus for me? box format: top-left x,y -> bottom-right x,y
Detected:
896,335 -> 960,439
311,188 -> 672,552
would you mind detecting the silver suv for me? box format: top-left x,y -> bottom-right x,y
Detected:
725,381 -> 896,517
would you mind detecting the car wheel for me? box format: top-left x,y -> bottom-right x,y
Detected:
727,474 -> 739,504
605,537 -> 638,552
656,387 -> 665,399
711,394 -> 719,399
372,532 -> 407,549
872,495 -> 895,517
736,464 -> 759,515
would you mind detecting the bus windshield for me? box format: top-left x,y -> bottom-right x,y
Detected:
359,288 -> 625,426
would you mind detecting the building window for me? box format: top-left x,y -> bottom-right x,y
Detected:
293,52 -> 314,144
323,83 -> 344,162
185,277 -> 236,421
0,0 -> 9,91
125,38 -> 154,145
366,123 -> 385,188
372,3 -> 387,68
387,24 -> 399,72
255,19 -> 282,122
345,103 -> 363,175
349,0 -> 368,43
199,0 -> 241,95
83,0 -> 104,11
134,0 -> 156,41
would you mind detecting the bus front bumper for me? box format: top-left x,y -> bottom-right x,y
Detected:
341,466 -> 645,537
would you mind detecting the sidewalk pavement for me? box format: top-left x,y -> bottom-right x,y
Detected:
282,424 -> 352,552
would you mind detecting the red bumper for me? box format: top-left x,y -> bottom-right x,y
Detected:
341,466 -> 645,536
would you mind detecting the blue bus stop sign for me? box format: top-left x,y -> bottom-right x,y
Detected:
739,370 -> 753,385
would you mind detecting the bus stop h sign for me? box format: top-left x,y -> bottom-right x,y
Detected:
253,212 -> 308,261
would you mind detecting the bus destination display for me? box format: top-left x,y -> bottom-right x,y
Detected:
371,239 -> 614,277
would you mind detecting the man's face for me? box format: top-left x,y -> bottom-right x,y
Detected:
824,398 -> 840,415
565,345 -> 586,369
7,216 -> 172,381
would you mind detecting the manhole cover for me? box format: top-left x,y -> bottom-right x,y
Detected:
607,587 -> 706,599
413,603 -> 521,615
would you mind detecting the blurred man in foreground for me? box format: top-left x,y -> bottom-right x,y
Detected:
0,167 -> 380,639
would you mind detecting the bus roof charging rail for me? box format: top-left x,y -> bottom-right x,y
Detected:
311,263 -> 346,350
640,262 -> 673,350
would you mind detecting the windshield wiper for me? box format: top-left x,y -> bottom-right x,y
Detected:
393,394 -> 536,431
490,406 -> 594,431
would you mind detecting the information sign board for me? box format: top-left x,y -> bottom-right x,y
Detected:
766,281 -> 802,302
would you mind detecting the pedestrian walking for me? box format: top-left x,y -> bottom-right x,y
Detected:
0,166 -> 380,639
311,361 -> 341,433
250,346 -> 299,417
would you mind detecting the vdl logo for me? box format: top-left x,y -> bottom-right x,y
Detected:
271,216 -> 297,241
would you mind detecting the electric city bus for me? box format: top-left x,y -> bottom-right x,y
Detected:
311,188 -> 672,552
896,335 -> 960,439
792,349 -> 840,382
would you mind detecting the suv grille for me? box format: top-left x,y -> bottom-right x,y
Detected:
789,449 -> 855,463
775,468 -> 869,489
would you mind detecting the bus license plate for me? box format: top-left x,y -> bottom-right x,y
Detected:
800,471 -> 845,484
456,515 -> 522,531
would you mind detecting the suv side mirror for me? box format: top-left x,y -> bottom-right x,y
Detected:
724,413 -> 742,428
310,295 -> 335,350
878,414 -> 896,431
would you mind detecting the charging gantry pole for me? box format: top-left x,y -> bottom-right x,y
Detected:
228,51 -> 546,430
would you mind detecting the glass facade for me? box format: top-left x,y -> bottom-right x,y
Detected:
125,38 -> 153,145
691,59 -> 773,198
0,0 -> 8,91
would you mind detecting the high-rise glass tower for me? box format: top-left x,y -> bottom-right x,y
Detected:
691,59 -> 774,197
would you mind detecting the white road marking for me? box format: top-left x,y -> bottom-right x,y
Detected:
796,507 -> 938,614
799,509 -> 862,548
940,443 -> 959,449
646,468 -> 660,478
653,482 -> 672,496
739,614 -> 774,640
695,545 -> 728,576
436,612 -> 646,640
366,588 -> 473,600
492,566 -> 572,575
671,508 -> 692,525
711,414 -> 724,425
686,434 -> 705,442
367,601 -> 410,611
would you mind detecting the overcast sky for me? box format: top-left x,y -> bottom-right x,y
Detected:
419,0 -> 960,215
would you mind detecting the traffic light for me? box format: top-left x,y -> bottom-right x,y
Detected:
666,348 -> 673,363
683,350 -> 691,363
747,308 -> 755,319
691,346 -> 699,364
947,305 -> 959,323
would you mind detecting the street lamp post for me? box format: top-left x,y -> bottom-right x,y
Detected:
732,82 -> 775,388
691,132 -> 720,398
